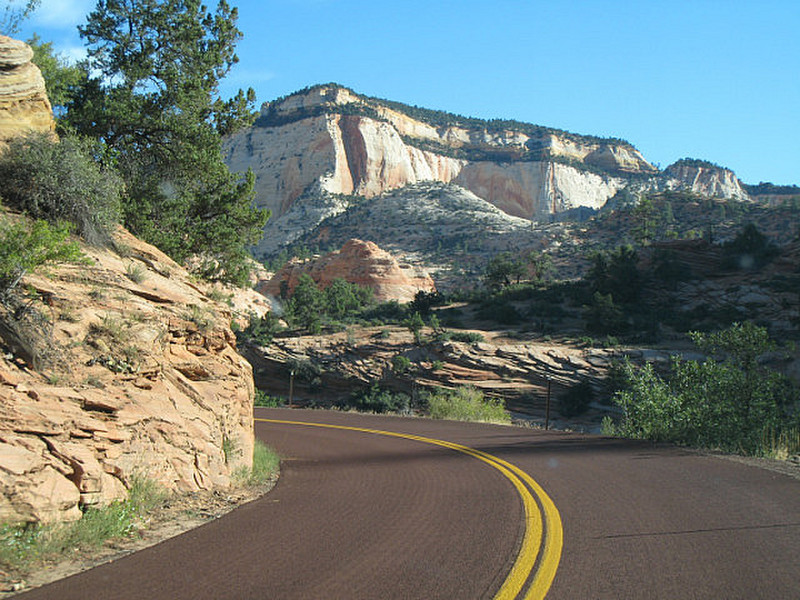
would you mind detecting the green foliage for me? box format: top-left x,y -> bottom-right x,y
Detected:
0,476 -> 165,573
583,291 -> 627,335
284,275 -> 374,333
236,312 -> 284,346
235,440 -> 280,487
391,354 -> 412,374
342,383 -> 410,414
721,223 -> 778,271
403,311 -> 425,344
0,216 -> 85,298
426,386 -> 510,423
586,245 -> 641,303
285,274 -> 323,333
0,0 -> 40,34
448,331 -> 485,344
484,252 -> 526,290
0,132 -> 122,246
27,34 -> 87,116
612,323 -> 799,455
253,390 -> 285,407
66,0 -> 267,284
559,381 -> 594,418
408,290 -> 445,315
323,277 -> 373,319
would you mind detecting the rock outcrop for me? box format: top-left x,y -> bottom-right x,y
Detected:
0,226 -> 254,524
663,159 -> 748,200
224,84 -> 758,258
259,239 -> 435,302
223,84 -> 656,256
0,36 -> 54,146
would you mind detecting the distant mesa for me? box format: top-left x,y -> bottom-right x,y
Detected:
223,83 -> 752,258
259,239 -> 435,303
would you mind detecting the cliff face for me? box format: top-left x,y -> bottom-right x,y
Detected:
663,160 -> 748,200
0,36 -> 54,146
0,226 -> 255,524
223,84 -> 655,256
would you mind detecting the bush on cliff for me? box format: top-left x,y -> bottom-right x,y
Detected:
0,133 -> 122,246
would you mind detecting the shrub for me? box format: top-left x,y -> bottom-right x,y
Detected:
391,355 -> 412,374
235,440 -> 280,487
343,383 -> 410,414
0,133 -> 122,246
236,312 -> 284,346
254,390 -> 285,407
613,322 -> 799,455
448,331 -> 485,344
0,216 -> 85,298
559,381 -> 594,417
426,386 -> 510,423
0,476 -> 165,574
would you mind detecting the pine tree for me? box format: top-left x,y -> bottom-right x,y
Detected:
66,0 -> 267,285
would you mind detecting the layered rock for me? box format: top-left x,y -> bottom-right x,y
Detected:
0,36 -> 55,146
223,84 -> 654,256
0,226 -> 254,524
663,159 -> 749,200
259,239 -> 435,302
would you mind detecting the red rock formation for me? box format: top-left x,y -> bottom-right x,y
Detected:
259,239 -> 435,303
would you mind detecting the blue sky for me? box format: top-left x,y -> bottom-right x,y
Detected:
16,0 -> 800,185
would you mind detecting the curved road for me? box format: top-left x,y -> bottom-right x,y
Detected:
20,407 -> 800,599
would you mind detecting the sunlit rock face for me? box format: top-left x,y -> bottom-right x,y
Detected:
224,84 -> 753,255
0,36 -> 55,147
223,84 -> 658,255
259,238 -> 435,303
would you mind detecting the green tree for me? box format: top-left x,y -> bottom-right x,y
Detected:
285,274 -> 323,334
613,322 -> 799,455
66,0 -> 267,285
403,311 -> 425,345
323,278 -> 372,319
586,245 -> 641,304
27,35 -> 87,117
631,195 -> 659,246
524,250 -> 552,283
0,0 -> 40,34
484,252 -> 525,290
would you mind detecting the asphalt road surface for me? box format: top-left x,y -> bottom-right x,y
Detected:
20,408 -> 800,599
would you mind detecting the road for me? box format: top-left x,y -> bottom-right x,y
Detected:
20,408 -> 800,599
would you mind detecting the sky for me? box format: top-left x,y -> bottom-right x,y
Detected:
14,0 -> 800,185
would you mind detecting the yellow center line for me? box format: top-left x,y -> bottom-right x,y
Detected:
254,417 -> 563,599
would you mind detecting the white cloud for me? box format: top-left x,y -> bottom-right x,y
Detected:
32,0 -> 93,29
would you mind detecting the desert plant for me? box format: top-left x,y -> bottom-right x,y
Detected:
124,262 -> 146,284
391,355 -> 412,374
426,386 -> 510,423
0,476 -> 165,574
0,216 -> 85,299
559,381 -> 594,417
613,322 -> 799,455
0,133 -> 122,246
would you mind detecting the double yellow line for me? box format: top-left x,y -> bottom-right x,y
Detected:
254,418 -> 563,599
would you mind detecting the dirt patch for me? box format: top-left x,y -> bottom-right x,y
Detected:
0,474 -> 278,597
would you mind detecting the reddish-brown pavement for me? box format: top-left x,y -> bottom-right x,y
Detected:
19,407 -> 800,599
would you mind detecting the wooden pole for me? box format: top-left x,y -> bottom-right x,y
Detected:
545,377 -> 551,431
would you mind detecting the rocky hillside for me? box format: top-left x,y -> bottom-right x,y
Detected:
0,223 -> 257,524
224,83 -> 750,258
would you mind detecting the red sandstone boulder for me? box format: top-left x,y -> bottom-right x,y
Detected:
259,239 -> 435,303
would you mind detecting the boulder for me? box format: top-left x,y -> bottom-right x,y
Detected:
0,36 -> 55,146
260,238 -> 435,302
